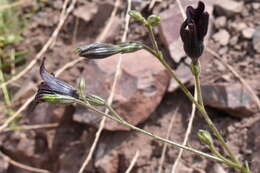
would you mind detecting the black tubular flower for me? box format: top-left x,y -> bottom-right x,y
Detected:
34,58 -> 79,104
75,42 -> 144,59
180,1 -> 209,61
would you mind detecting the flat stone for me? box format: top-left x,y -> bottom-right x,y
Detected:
253,26 -> 260,53
212,29 -> 230,46
74,50 -> 170,131
214,0 -> 244,16
201,83 -> 257,117
159,0 -> 214,63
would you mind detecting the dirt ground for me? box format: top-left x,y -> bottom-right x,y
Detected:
0,0 -> 260,173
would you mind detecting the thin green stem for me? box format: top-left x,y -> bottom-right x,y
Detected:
105,103 -> 124,122
192,61 -> 240,164
0,59 -> 11,106
146,25 -> 160,52
74,98 -> 223,163
193,61 -> 204,107
209,144 -> 240,169
144,24 -> 245,171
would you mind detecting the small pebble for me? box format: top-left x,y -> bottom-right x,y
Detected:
214,16 -> 227,28
212,29 -> 230,46
242,28 -> 255,39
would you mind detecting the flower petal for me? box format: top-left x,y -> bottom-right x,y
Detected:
39,57 -> 78,98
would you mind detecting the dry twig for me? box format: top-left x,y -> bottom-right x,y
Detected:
3,123 -> 59,133
125,150 -> 140,173
158,106 -> 179,173
0,151 -> 50,173
171,89 -> 197,173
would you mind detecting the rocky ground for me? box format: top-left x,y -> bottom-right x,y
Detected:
0,0 -> 260,173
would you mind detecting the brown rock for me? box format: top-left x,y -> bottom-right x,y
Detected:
159,0 -> 214,63
201,83 -> 257,117
74,50 -> 170,130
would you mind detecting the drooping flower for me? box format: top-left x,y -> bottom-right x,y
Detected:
75,42 -> 144,59
180,1 -> 209,61
34,58 -> 78,104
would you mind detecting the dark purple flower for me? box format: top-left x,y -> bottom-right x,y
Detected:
180,1 -> 209,61
34,58 -> 78,104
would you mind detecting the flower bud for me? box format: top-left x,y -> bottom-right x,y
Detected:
86,94 -> 106,106
147,15 -> 161,26
198,130 -> 213,146
75,43 -> 121,59
76,42 -> 144,59
128,10 -> 146,23
77,77 -> 86,99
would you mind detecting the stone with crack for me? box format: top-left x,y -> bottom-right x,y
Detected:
73,49 -> 170,131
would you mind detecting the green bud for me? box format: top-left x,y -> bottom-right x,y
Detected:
190,63 -> 200,76
41,94 -> 76,104
128,10 -> 146,23
87,94 -> 106,106
198,130 -> 213,146
147,15 -> 161,26
77,77 -> 86,99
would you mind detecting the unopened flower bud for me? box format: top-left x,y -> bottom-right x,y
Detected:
147,15 -> 161,26
76,42 -> 143,59
77,77 -> 86,99
75,43 -> 121,59
128,10 -> 146,23
86,94 -> 106,106
198,130 -> 213,146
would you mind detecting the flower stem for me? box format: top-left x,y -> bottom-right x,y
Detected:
192,61 -> 240,164
144,24 -> 247,171
73,98 -> 224,163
